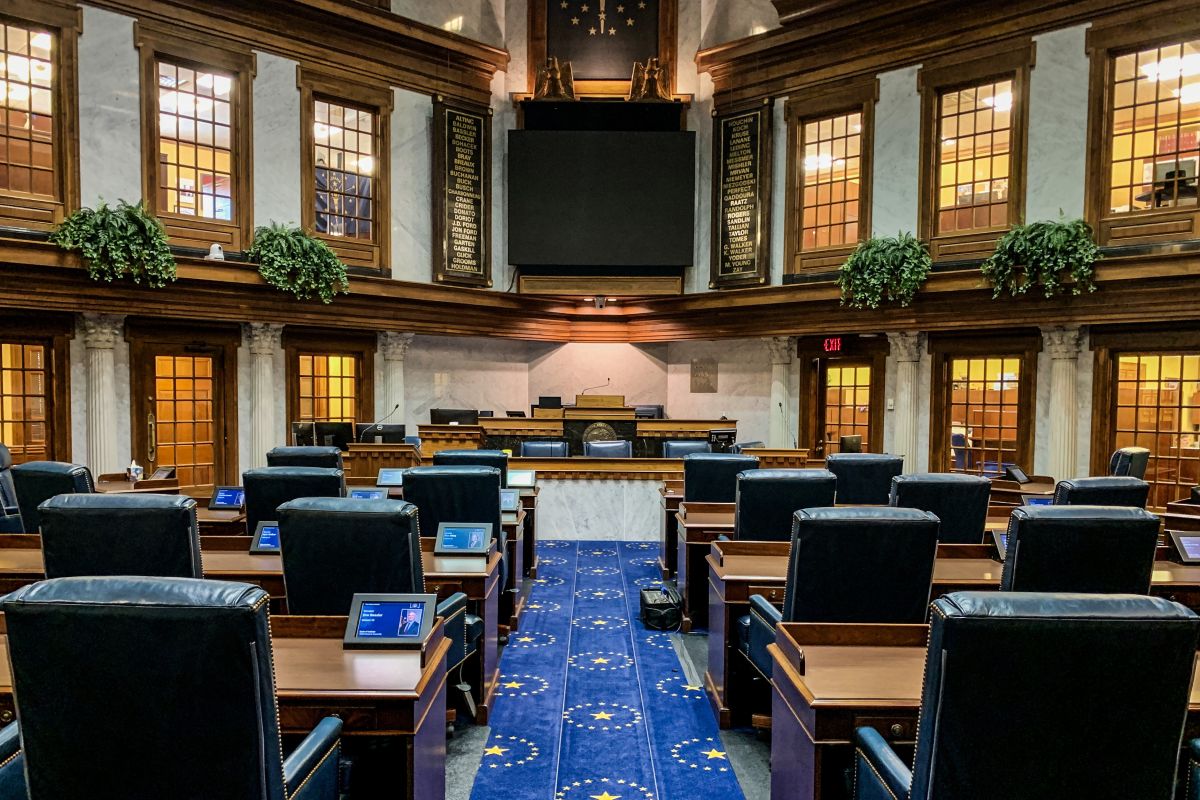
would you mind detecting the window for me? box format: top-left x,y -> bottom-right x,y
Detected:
284,330 -> 374,429
918,41 -> 1032,261
1,342 -> 48,463
1088,20 -> 1200,247
0,2 -> 79,232
785,77 -> 876,277
136,23 -> 253,251
796,336 -> 886,456
152,355 -> 217,488
298,68 -> 392,272
821,363 -> 873,454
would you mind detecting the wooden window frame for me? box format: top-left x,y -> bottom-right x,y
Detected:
283,328 -> 375,432
796,339 -> 887,457
918,39 -> 1034,263
784,76 -> 877,277
0,0 -> 80,233
134,21 -> 255,252
1085,9 -> 1200,249
928,331 -> 1040,473
298,66 -> 392,275
0,312 -> 71,463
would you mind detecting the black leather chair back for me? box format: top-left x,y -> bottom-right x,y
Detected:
684,453 -> 759,503
731,441 -> 765,454
909,591 -> 1199,799
890,472 -> 992,544
278,497 -> 423,615
825,453 -> 903,505
243,466 -> 344,533
584,440 -> 632,458
734,469 -> 836,541
663,440 -> 711,458
39,493 -> 201,579
1109,446 -> 1151,479
0,444 -> 19,530
11,460 -> 94,532
1000,505 -> 1160,594
433,449 -> 509,487
3,576 -> 289,799
783,507 -> 938,622
266,446 -> 343,469
520,440 -> 568,457
402,466 -> 502,549
1053,476 -> 1150,508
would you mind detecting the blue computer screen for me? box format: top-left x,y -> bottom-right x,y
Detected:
441,526 -> 487,551
1181,537 -> 1200,560
256,525 -> 280,549
1024,497 -> 1053,506
350,489 -> 385,500
213,487 -> 245,507
377,469 -> 405,486
356,601 -> 426,638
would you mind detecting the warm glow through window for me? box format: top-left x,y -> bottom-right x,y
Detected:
935,79 -> 1013,234
948,356 -> 1022,475
799,111 -> 861,249
0,22 -> 55,198
156,60 -> 234,221
313,99 -> 376,241
298,353 -> 359,423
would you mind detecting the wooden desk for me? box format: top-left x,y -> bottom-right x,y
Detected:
197,507 -> 247,536
675,502 -> 735,631
500,509 -> 526,633
659,481 -> 683,580
767,622 -> 1200,800
519,487 -> 539,578
94,477 -> 181,494
415,425 -> 485,457
342,443 -> 422,478
0,615 -> 450,800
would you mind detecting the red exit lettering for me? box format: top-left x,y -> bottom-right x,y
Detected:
823,337 -> 842,353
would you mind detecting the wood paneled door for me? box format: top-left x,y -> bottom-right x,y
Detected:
128,323 -> 239,493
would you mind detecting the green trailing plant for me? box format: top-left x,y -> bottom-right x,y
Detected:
49,200 -> 176,288
247,223 -> 350,304
980,217 -> 1101,299
837,232 -> 932,309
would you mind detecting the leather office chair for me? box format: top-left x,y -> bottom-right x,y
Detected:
1109,446 -> 1151,479
742,507 -> 938,678
0,444 -> 21,532
890,472 -> 992,544
1053,475 -> 1150,508
585,440 -> 632,458
266,445 -> 343,469
662,440 -> 711,458
853,592 -> 1200,800
733,469 -> 836,541
277,497 -> 478,674
242,466 -> 345,534
434,449 -> 509,487
825,452 -> 903,505
10,460 -> 94,533
0,576 -> 343,800
1000,505 -> 1159,594
684,453 -> 759,503
731,441 -> 765,454
520,440 -> 569,458
39,493 -> 202,579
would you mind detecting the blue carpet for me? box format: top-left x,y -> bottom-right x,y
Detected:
469,540 -> 746,800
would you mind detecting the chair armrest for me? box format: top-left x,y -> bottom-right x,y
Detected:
853,727 -> 910,800
284,716 -> 342,800
749,594 -> 782,627
0,723 -> 19,766
437,592 -> 471,669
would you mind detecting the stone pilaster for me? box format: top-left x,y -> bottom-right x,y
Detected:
246,323 -> 283,468
1042,325 -> 1082,480
887,331 -> 925,472
81,313 -> 124,474
765,336 -> 796,448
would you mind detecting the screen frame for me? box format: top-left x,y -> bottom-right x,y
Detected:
376,468 -> 406,487
434,522 -> 493,556
209,486 -> 246,510
250,521 -> 280,554
1170,531 -> 1200,564
992,529 -> 1008,561
500,488 -> 520,512
507,470 -> 535,488
1005,465 -> 1030,484
349,488 -> 386,500
343,593 -> 438,650
1021,494 -> 1054,507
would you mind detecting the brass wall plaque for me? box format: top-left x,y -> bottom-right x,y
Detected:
433,98 -> 492,287
711,103 -> 772,289
691,357 -> 718,393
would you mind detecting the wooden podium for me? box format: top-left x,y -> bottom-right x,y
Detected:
416,424 -> 485,457
564,394 -> 636,421
342,443 -> 423,478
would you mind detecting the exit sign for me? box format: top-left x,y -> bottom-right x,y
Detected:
822,337 -> 842,353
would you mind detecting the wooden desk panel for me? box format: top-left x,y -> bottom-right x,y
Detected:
659,483 -> 683,580
197,507 -> 247,536
676,503 -> 735,631
342,443 -> 422,478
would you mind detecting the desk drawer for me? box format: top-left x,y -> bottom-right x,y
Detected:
748,584 -> 785,605
854,715 -> 917,743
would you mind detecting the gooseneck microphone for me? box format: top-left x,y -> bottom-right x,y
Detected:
581,378 -> 612,395
778,401 -> 797,449
360,403 -> 401,442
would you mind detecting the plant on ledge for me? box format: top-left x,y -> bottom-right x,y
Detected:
246,223 -> 350,304
980,217 -> 1101,299
837,232 -> 932,309
49,200 -> 176,288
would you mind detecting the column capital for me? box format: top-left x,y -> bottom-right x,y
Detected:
245,322 -> 283,356
81,313 -> 124,350
764,336 -> 795,365
379,331 -> 415,362
1041,325 -> 1082,359
887,331 -> 925,363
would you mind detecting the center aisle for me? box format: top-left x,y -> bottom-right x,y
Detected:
469,540 -> 747,800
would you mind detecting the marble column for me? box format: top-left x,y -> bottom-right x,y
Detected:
246,323 -> 283,469
81,313 -> 124,475
378,332 -> 415,425
1042,325 -> 1082,480
887,331 -> 925,472
765,336 -> 796,448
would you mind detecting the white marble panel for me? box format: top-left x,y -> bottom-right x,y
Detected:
504,0 -> 529,96
871,66 -> 922,236
528,343 -> 668,408
390,88 -> 433,282
770,96 -> 787,286
78,7 -> 140,206
491,72 -> 513,292
69,318 -> 133,469
882,340 -> 932,470
700,0 -> 781,48
1026,25 -> 1090,222
253,52 -> 302,228
535,479 -> 662,540
682,0 -> 713,295
665,339 -> 772,444
1032,331 -> 1095,479
390,0 -> 504,45
403,335 -> 533,430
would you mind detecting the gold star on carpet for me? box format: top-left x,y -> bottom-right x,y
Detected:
502,681 -> 524,689
683,684 -> 702,691
529,604 -> 542,610
593,619 -> 608,625
592,656 -> 610,664
591,793 -> 620,800
703,748 -> 727,759
517,636 -> 534,643
484,745 -> 508,756
589,26 -> 597,34
591,710 -> 615,720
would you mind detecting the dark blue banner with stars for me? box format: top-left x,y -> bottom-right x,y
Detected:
545,0 -> 660,81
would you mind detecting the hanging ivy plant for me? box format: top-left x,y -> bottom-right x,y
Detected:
837,232 -> 932,309
49,200 -> 176,288
980,217 -> 1101,299
246,223 -> 350,304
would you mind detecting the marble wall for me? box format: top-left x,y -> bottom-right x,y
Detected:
664,339 -> 781,445
401,335 -> 533,430
77,7 -> 140,206
390,0 -> 504,46
390,88 -> 434,283
1025,25 -> 1091,222
700,0 -> 781,48
529,343 -> 668,408
871,66 -> 923,237
253,53 -> 302,229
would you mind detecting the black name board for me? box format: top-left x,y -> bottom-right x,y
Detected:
433,98 -> 491,287
711,104 -> 771,289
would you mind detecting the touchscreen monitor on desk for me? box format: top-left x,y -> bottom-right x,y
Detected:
1171,532 -> 1200,564
376,468 -> 405,487
507,470 -> 535,488
434,522 -> 492,556
209,486 -> 245,510
349,488 -> 385,500
992,530 -> 1009,560
343,593 -> 436,649
250,522 -> 280,554
1022,495 -> 1054,506
500,488 -> 520,512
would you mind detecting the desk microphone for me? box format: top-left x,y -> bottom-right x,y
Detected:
778,401 -> 797,449
360,403 -> 401,442
581,378 -> 612,395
